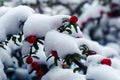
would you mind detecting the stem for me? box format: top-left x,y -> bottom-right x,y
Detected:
73,58 -> 87,74
36,0 -> 44,13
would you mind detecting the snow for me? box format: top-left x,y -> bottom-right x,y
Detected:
21,41 -> 32,56
23,14 -> 70,38
14,68 -> 30,80
62,24 -> 83,38
86,55 -> 120,80
78,0 -> 110,27
0,1 -> 120,80
0,47 -> 14,68
0,5 -> 34,42
22,0 -> 36,4
111,57 -> 120,70
41,67 -> 86,80
44,30 -> 81,58
23,43 -> 47,64
0,68 -> 7,80
86,65 -> 120,80
76,38 -> 119,58
86,54 -> 104,66
0,6 -> 12,17
106,43 -> 120,53
52,5 -> 70,15
23,14 -> 83,38
101,46 -> 119,58
58,0 -> 84,4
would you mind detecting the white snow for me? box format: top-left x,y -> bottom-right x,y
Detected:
86,65 -> 120,80
23,14 -> 70,38
44,30 -> 81,58
0,6 -> 12,17
76,38 -> 119,58
22,0 -> 36,4
23,14 -> 83,38
0,68 -> 7,80
0,47 -> 14,68
14,68 -> 30,80
58,0 -> 84,4
41,67 -> 85,80
78,0 -> 110,27
86,55 -> 120,80
0,5 -> 34,42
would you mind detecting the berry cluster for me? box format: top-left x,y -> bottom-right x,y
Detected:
26,56 -> 43,77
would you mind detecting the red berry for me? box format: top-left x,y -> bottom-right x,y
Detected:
81,22 -> 86,27
26,56 -> 33,64
51,51 -> 58,57
87,17 -> 92,22
100,10 -> 104,15
111,3 -> 119,8
36,69 -> 43,77
101,58 -> 111,66
69,16 -> 78,24
31,62 -> 39,70
107,12 -> 112,17
26,35 -> 36,43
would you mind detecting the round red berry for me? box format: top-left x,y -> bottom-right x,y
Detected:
111,3 -> 119,8
69,16 -> 78,24
87,17 -> 92,22
107,12 -> 112,17
101,58 -> 111,66
31,62 -> 39,70
51,51 -> 58,57
36,69 -> 43,77
100,10 -> 104,15
81,22 -> 86,27
26,35 -> 36,43
26,56 -> 33,64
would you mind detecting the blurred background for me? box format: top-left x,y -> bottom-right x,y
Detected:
0,0 -> 120,46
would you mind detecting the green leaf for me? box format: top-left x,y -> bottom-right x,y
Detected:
64,55 -> 73,65
62,18 -> 69,23
68,58 -> 73,65
33,43 -> 39,50
22,55 -> 28,58
73,24 -> 78,33
57,57 -> 60,61
66,24 -> 71,29
4,41 -> 8,45
73,53 -> 81,61
32,55 -> 39,59
54,57 -> 58,66
12,36 -> 19,46
37,39 -> 44,45
46,55 -> 52,62
7,35 -> 12,41
66,29 -> 72,34
73,67 -> 81,73
0,45 -> 6,50
12,36 -> 16,41
18,34 -> 22,42
29,69 -> 34,74
81,44 -> 89,53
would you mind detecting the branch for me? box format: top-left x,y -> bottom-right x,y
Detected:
36,0 -> 44,13
73,58 -> 87,74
